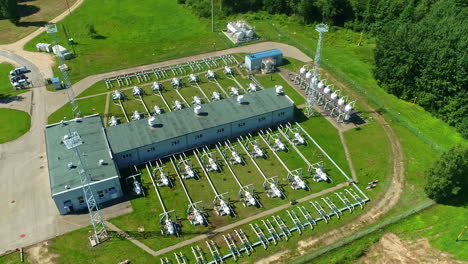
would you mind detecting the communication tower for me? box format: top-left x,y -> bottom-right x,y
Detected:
46,23 -> 81,118
47,23 -> 107,245
305,23 -> 328,117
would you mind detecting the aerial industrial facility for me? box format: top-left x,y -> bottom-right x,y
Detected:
46,88 -> 294,214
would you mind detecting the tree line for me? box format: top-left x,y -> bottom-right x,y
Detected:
180,0 -> 467,138
0,0 -> 19,24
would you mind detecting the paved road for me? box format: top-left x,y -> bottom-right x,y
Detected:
0,50 -> 57,254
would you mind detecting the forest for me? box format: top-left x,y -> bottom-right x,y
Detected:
180,0 -> 468,138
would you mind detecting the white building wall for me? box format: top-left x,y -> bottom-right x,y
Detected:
53,176 -> 123,215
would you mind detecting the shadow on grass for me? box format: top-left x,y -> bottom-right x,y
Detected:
0,95 -> 26,103
438,191 -> 468,208
16,20 -> 47,27
18,4 -> 40,17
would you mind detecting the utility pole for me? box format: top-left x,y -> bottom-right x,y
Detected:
211,0 -> 214,32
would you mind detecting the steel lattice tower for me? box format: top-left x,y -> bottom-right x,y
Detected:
46,23 -> 81,118
47,24 -> 107,244
305,23 -> 328,117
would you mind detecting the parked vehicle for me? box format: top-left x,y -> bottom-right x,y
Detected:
9,66 -> 28,76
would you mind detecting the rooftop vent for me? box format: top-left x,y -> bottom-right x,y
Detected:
275,85 -> 284,95
99,159 -> 106,166
194,105 -> 202,115
67,162 -> 74,169
237,95 -> 245,104
148,116 -> 157,127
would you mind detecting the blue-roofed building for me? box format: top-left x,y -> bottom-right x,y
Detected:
245,49 -> 283,71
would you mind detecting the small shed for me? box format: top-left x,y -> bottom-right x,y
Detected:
245,49 -> 283,71
51,77 -> 62,90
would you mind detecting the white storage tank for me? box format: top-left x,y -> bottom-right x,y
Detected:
345,104 -> 353,112
331,92 -> 339,100
227,22 -> 240,33
234,31 -> 245,40
318,81 -> 326,89
245,29 -> 254,38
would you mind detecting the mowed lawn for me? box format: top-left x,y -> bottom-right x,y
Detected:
0,63 -> 28,98
25,0 -> 231,84
47,94 -> 107,124
0,108 -> 31,143
0,0 -> 78,44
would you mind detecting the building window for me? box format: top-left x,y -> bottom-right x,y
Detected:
122,153 -> 132,159
258,117 -> 266,122
238,122 -> 245,127
217,128 -> 225,133
147,147 -> 156,152
171,140 -> 180,146
195,134 -> 203,139
97,190 -> 104,198
78,196 -> 84,204
278,112 -> 285,117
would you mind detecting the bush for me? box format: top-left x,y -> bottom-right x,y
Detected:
424,145 -> 468,204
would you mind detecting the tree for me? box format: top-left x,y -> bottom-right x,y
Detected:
0,0 -> 20,24
424,145 -> 468,203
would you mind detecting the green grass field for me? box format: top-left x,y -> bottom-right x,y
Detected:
0,63 -> 29,98
310,203 -> 468,264
25,0 -> 231,84
26,2 -> 467,262
0,0 -> 78,44
47,94 -> 107,124
0,108 -> 31,143
234,12 -> 465,153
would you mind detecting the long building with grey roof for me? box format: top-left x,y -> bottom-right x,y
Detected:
45,88 -> 294,214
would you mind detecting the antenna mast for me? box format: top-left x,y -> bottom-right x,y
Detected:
46,23 -> 81,118
305,23 -> 328,116
47,23 -> 107,245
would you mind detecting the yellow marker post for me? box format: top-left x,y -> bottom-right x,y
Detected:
456,226 -> 467,241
